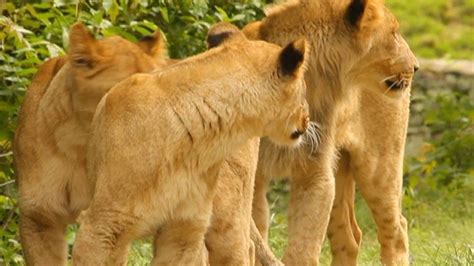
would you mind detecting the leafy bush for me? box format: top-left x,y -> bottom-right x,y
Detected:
404,92 -> 474,199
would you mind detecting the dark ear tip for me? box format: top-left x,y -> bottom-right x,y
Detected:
346,0 -> 367,26
139,35 -> 156,43
206,22 -> 243,49
279,38 -> 307,76
206,32 -> 232,49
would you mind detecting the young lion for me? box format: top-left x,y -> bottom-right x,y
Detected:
243,0 -> 418,265
13,22 -> 166,265
152,23 -> 283,266
72,28 -> 310,265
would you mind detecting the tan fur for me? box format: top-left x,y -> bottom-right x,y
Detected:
13,22 -> 166,265
243,0 -> 418,265
203,23 -> 283,266
72,26 -> 309,265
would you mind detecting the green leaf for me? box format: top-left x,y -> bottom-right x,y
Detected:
160,7 -> 169,23
103,0 -> 120,23
214,6 -> 229,21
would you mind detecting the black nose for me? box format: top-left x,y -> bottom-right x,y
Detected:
291,129 -> 304,139
414,65 -> 419,73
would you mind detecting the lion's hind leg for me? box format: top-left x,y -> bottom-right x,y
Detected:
327,151 -> 362,266
252,166 -> 271,242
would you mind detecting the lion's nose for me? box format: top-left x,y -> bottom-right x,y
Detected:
291,129 -> 305,139
414,65 -> 419,73
291,116 -> 310,139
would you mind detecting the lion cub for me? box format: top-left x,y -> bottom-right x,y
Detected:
14,22 -> 166,265
72,25 -> 310,265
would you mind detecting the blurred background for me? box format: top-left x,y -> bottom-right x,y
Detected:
0,0 -> 472,264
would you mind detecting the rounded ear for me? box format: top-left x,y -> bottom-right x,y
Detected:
206,22 -> 246,49
345,0 -> 383,33
242,21 -> 262,40
138,30 -> 168,60
68,22 -> 97,68
278,38 -> 308,78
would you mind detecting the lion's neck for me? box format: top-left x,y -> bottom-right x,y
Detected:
165,83 -> 266,174
37,69 -> 93,158
261,5 -> 356,140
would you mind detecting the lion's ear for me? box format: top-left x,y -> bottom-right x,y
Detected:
138,30 -> 168,60
68,22 -> 97,68
242,21 -> 262,40
346,0 -> 382,32
206,22 -> 246,49
278,38 -> 308,78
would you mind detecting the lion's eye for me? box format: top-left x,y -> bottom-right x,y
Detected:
73,58 -> 92,68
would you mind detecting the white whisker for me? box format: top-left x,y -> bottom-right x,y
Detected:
383,77 -> 399,94
302,121 -> 321,156
380,74 -> 397,84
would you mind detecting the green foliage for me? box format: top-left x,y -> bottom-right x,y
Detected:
387,0 -> 474,59
404,92 -> 474,205
0,194 -> 22,265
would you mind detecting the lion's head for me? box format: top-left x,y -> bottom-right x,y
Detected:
243,0 -> 419,97
342,0 -> 419,93
206,22 -> 310,147
66,22 -> 167,122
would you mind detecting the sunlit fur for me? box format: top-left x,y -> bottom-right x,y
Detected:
72,27 -> 309,265
243,0 -> 419,265
13,23 -> 166,266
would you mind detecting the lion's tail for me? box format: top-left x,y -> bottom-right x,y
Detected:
250,218 -> 284,266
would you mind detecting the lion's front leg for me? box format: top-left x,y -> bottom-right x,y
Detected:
350,90 -> 410,266
152,213 -> 211,266
205,139 -> 259,266
205,173 -> 251,266
153,166 -> 220,266
72,206 -> 134,266
283,153 -> 336,266
351,149 -> 409,266
19,210 -> 68,266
